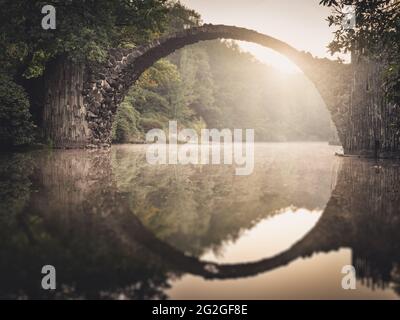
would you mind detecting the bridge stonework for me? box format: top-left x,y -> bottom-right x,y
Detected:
43,24 -> 398,157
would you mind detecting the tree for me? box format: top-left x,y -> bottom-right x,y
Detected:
320,0 -> 400,104
112,59 -> 205,142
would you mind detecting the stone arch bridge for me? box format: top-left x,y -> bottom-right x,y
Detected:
43,24 -> 354,150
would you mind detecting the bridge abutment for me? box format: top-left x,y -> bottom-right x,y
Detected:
342,57 -> 400,158
42,57 -> 90,148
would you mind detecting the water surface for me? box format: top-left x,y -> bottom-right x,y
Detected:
0,143 -> 399,299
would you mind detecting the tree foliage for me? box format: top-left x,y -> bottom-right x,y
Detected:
0,74 -> 36,147
0,0 -> 197,149
112,58 -> 205,142
320,0 -> 400,103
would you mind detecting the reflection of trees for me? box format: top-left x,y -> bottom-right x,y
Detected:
110,156 -> 400,295
0,150 -> 172,299
0,152 -> 36,221
111,144 -> 335,256
240,157 -> 400,293
0,144 -> 336,299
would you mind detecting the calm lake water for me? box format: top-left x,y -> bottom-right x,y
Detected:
0,142 -> 399,299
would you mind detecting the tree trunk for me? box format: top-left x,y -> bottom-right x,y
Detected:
42,57 -> 89,148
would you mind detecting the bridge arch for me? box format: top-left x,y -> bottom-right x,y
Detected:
110,193 -> 346,280
84,24 -> 350,147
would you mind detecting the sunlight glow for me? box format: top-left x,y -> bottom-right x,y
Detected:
237,41 -> 302,74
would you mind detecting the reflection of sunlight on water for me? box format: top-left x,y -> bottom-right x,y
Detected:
201,208 -> 322,263
168,248 -> 398,300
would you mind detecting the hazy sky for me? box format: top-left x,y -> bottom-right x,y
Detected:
180,0 -> 345,73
